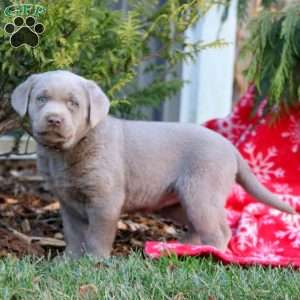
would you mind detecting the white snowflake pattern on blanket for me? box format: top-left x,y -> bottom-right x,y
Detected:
242,143 -> 284,183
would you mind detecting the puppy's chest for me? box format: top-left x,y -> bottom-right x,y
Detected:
47,158 -> 92,204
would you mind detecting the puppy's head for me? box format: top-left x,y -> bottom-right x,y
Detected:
11,70 -> 110,150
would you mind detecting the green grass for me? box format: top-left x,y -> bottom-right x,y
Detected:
0,253 -> 299,300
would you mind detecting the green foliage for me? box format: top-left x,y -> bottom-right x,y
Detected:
0,0 -> 227,119
237,0 -> 279,21
242,3 -> 300,111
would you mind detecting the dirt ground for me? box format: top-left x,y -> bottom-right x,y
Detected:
0,159 -> 185,258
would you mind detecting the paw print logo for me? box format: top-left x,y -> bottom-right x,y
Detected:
4,16 -> 44,48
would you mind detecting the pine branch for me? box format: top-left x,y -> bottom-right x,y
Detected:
242,3 -> 300,111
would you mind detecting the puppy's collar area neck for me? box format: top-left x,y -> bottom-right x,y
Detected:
41,136 -> 91,173
41,143 -> 64,152
41,135 -> 88,153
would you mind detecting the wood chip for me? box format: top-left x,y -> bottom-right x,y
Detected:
95,262 -> 109,269
172,292 -> 185,300
130,238 -> 144,247
54,232 -> 64,240
4,197 -> 19,204
31,237 -> 66,247
126,220 -> 148,232
163,225 -> 177,235
41,201 -> 60,212
79,284 -> 98,299
167,262 -> 177,273
117,220 -> 128,230
21,219 -> 31,233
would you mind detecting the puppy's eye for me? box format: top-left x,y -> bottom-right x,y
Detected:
36,96 -> 48,103
68,99 -> 79,108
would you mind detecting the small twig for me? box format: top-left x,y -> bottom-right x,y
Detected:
24,134 -> 31,154
0,151 -> 36,158
40,217 -> 61,224
0,222 -> 32,244
11,132 -> 24,154
0,221 -> 66,247
31,237 -> 66,247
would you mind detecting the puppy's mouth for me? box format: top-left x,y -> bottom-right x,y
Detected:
35,131 -> 72,148
37,131 -> 70,139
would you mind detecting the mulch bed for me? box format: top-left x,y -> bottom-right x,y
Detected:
0,160 -> 185,258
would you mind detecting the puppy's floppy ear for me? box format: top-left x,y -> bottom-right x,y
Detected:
85,79 -> 110,128
11,74 -> 37,117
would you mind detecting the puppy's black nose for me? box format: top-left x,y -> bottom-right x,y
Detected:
46,115 -> 63,127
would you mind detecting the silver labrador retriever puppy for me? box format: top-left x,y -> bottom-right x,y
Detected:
11,70 -> 295,258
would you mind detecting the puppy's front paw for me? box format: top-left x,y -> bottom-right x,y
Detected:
52,253 -> 71,263
64,246 -> 84,259
85,248 -> 111,260
84,240 -> 112,259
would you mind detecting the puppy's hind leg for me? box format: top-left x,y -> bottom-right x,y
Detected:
175,175 -> 231,251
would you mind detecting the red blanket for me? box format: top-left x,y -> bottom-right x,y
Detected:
145,87 -> 300,267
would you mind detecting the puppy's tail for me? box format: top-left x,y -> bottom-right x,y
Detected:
236,152 -> 295,214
